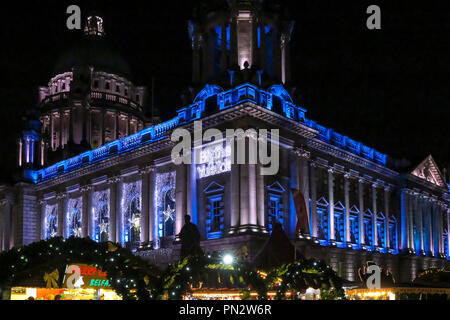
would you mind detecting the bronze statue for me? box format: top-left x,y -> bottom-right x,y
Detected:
179,215 -> 203,258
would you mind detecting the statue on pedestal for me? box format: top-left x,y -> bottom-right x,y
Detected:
179,215 -> 203,258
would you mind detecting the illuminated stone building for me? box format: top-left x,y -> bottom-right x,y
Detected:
0,0 -> 449,283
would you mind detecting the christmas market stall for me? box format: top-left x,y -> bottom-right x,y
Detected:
160,252 -> 267,300
346,268 -> 450,300
0,237 -> 160,300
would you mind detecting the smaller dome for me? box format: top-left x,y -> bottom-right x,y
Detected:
54,16 -> 133,80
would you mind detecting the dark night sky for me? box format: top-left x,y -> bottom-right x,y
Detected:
1,0 -> 449,183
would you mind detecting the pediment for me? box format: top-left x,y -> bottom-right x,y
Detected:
204,181 -> 225,194
267,181 -> 286,193
410,155 -> 446,188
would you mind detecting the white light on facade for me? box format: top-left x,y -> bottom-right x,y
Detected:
223,254 -> 234,265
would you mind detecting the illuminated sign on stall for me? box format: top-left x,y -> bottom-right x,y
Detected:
196,143 -> 232,179
62,264 -> 111,289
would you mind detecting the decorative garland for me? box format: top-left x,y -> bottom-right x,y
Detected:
0,239 -> 345,300
265,259 -> 346,300
0,237 -> 160,300
160,252 -> 267,300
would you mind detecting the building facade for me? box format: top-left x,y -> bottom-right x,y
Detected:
0,0 -> 449,283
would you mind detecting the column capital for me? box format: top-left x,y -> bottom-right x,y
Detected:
327,167 -> 334,174
80,185 -> 92,193
56,192 -> 67,200
293,147 -> 310,159
107,176 -> 122,185
139,165 -> 155,176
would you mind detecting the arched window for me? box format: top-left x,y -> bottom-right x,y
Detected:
122,181 -> 142,245
155,172 -> 176,239
67,197 -> 82,238
44,204 -> 58,239
93,190 -> 110,242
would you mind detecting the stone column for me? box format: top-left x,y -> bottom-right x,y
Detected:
0,198 -> 13,251
39,200 -> 46,241
139,166 -> 151,244
344,173 -> 351,245
447,208 -> 450,258
101,110 -> 106,146
248,163 -> 258,228
408,191 -> 415,252
427,197 -> 434,256
81,185 -> 92,239
400,189 -> 408,251
310,162 -> 317,238
358,178 -> 365,246
148,166 -> 156,243
328,167 -> 335,244
107,176 -> 121,243
384,187 -> 390,251
59,111 -> 63,149
256,163 -> 265,231
57,193 -> 67,238
417,194 -> 424,254
372,183 -> 378,248
230,162 -> 240,233
239,163 -> 250,228
175,164 -> 187,235
295,148 -> 311,237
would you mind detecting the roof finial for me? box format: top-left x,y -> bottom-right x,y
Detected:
83,15 -> 105,37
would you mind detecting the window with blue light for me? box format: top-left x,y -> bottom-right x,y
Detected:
363,210 -> 373,248
121,181 -> 142,245
376,214 -> 386,248
316,198 -> 329,242
443,228 -> 448,258
67,197 -> 82,238
268,194 -> 283,233
334,202 -> 345,243
93,189 -> 110,242
44,204 -> 58,239
155,172 -> 176,239
389,217 -> 398,251
206,195 -> 224,239
349,212 -> 359,245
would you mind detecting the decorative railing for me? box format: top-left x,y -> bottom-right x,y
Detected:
32,83 -> 388,184
40,92 -> 141,111
34,117 -> 180,183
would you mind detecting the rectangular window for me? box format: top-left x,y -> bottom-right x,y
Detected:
267,194 -> 283,233
207,195 -> 224,239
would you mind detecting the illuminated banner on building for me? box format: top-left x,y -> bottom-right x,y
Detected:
62,264 -> 111,289
196,143 -> 232,179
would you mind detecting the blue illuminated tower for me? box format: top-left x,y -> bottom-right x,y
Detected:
188,0 -> 295,89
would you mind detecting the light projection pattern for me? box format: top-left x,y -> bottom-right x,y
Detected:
196,143 -> 231,179
44,204 -> 58,239
67,197 -> 83,238
155,171 -> 176,239
121,181 -> 142,244
93,189 -> 110,242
